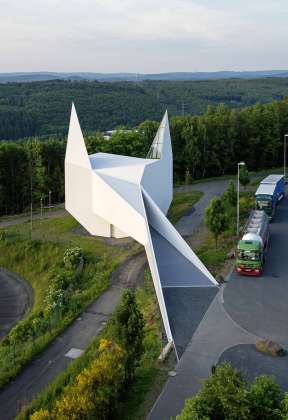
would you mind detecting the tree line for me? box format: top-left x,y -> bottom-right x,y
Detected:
1,77 -> 288,139
1,97 -> 288,216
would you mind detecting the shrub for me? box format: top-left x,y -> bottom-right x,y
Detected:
30,409 -> 51,420
63,247 -> 83,270
31,340 -> 125,420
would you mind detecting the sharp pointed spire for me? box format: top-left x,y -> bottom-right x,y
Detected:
147,110 -> 172,160
65,103 -> 90,168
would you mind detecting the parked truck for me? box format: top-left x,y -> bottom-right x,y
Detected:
255,174 -> 285,220
236,210 -> 269,276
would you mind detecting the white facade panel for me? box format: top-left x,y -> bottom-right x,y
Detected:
65,104 -> 218,359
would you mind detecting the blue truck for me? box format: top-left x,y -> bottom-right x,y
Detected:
255,174 -> 285,220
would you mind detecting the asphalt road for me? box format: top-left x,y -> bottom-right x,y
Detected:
149,193 -> 288,419
0,268 -> 33,339
219,344 -> 288,392
175,180 -> 229,236
0,208 -> 66,228
0,252 -> 147,420
224,197 -> 288,348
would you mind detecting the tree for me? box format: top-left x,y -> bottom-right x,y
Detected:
205,197 -> 228,246
248,376 -> 282,420
177,363 -> 250,420
223,181 -> 237,207
112,289 -> 144,382
184,168 -> 192,185
239,165 -> 250,190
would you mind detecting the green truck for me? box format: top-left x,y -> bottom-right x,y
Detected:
236,210 -> 269,276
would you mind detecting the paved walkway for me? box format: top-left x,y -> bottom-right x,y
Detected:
149,289 -> 258,419
0,252 -> 147,420
0,268 -> 33,339
149,195 -> 288,419
0,208 -> 66,228
175,180 -> 229,236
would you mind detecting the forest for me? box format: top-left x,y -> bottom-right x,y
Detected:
1,96 -> 288,216
1,77 -> 288,139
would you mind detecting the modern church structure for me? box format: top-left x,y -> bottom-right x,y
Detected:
65,104 -> 218,359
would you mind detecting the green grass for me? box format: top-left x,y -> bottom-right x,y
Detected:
15,190 -> 206,419
168,191 -> 203,224
0,215 -> 131,388
18,271 -> 163,420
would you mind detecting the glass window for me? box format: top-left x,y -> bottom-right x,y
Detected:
147,132 -> 163,159
237,250 -> 259,261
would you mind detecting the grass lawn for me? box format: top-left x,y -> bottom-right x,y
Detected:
168,190 -> 203,224
0,215 -> 133,388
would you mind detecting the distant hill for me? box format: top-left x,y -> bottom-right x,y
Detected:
1,77 -> 288,140
1,70 -> 288,83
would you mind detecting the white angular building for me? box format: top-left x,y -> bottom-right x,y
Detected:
65,105 -> 218,359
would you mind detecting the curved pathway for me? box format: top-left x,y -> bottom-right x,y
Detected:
0,268 -> 33,339
175,179 -> 229,236
0,251 -> 147,420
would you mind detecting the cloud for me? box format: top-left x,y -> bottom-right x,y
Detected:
0,0 -> 288,71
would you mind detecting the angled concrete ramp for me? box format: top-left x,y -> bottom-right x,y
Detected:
149,226 -> 213,288
163,287 -> 218,357
142,189 -> 218,359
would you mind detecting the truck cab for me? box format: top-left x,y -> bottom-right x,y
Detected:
236,210 -> 269,277
236,237 -> 263,276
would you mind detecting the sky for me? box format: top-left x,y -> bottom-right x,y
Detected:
1,0 -> 288,73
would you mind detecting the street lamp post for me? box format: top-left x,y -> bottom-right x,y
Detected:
284,134 -> 288,182
237,161 -> 245,237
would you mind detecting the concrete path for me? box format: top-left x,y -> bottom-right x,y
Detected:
0,268 -> 33,339
0,208 -> 66,228
0,252 -> 147,420
175,180 -> 229,236
149,290 -> 258,420
149,196 -> 288,419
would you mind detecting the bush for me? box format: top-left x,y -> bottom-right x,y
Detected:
32,340 -> 125,420
63,247 -> 83,270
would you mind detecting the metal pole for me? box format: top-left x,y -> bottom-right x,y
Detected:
237,163 -> 240,237
49,191 -> 52,210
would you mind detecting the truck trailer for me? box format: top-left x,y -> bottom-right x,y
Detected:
236,210 -> 269,276
255,174 -> 285,220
